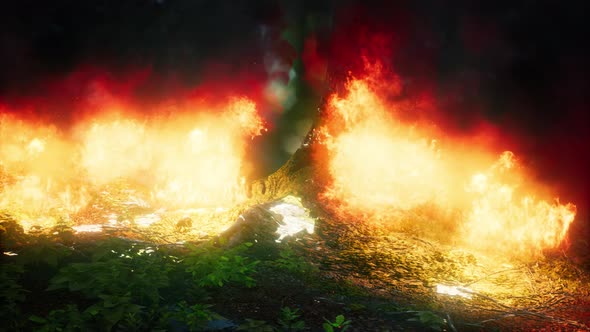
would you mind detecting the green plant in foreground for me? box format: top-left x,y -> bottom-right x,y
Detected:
44,239 -> 174,330
166,301 -> 220,331
275,246 -> 319,279
24,238 -> 266,331
0,263 -> 27,330
407,311 -> 446,331
29,305 -> 85,332
236,318 -> 274,332
184,242 -> 259,288
278,306 -> 305,331
323,314 -> 351,332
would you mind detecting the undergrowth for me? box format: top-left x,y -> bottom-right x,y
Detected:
1,215 -> 262,331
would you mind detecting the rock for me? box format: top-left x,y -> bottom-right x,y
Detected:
220,195 -> 315,247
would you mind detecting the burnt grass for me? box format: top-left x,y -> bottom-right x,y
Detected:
2,209 -> 590,332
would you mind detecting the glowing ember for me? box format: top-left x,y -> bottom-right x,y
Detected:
72,224 -> 103,233
134,213 -> 161,228
436,284 -> 473,299
318,62 -> 576,257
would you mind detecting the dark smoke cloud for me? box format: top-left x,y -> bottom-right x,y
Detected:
0,0 -> 278,94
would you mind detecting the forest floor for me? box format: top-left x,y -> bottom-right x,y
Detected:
2,200 -> 590,332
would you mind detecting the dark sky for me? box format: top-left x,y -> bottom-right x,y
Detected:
0,0 -> 588,216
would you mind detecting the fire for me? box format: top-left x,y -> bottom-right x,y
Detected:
463,151 -> 576,254
318,63 -> 576,257
0,114 -> 82,229
0,97 -> 264,233
319,70 -> 456,213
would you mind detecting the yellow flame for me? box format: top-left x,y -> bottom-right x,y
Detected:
0,114 -> 85,230
463,152 -> 576,255
325,119 -> 446,210
72,97 -> 263,209
319,67 -> 576,257
321,76 -> 455,212
0,97 -> 264,232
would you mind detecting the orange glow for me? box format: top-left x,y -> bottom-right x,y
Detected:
463,151 -> 576,255
0,97 -> 264,232
0,115 -> 83,220
318,62 -> 576,257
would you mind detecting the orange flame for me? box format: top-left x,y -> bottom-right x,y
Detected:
463,151 -> 576,254
0,97 -> 264,231
318,63 -> 576,257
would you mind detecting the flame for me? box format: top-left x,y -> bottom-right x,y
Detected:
0,97 -> 264,233
319,70 -> 455,212
318,63 -> 576,257
0,114 -> 84,229
463,151 -> 576,254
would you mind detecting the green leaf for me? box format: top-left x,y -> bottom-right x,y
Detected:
293,320 -> 306,329
323,323 -> 334,332
29,315 -> 47,323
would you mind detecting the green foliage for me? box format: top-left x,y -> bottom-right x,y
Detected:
236,318 -> 275,332
48,241 -> 171,307
166,301 -> 220,331
277,306 -> 306,331
11,236 -> 267,331
0,263 -> 27,330
17,236 -> 73,267
0,214 -> 28,248
274,246 -> 319,279
323,314 -> 351,332
407,311 -> 446,331
84,294 -> 145,330
29,305 -> 85,332
43,239 -> 173,329
183,242 -> 259,288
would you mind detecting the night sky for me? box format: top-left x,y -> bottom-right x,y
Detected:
1,0 -> 588,234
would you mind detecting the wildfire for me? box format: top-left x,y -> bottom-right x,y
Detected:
318,63 -> 576,257
463,151 -> 576,254
0,97 -> 264,234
